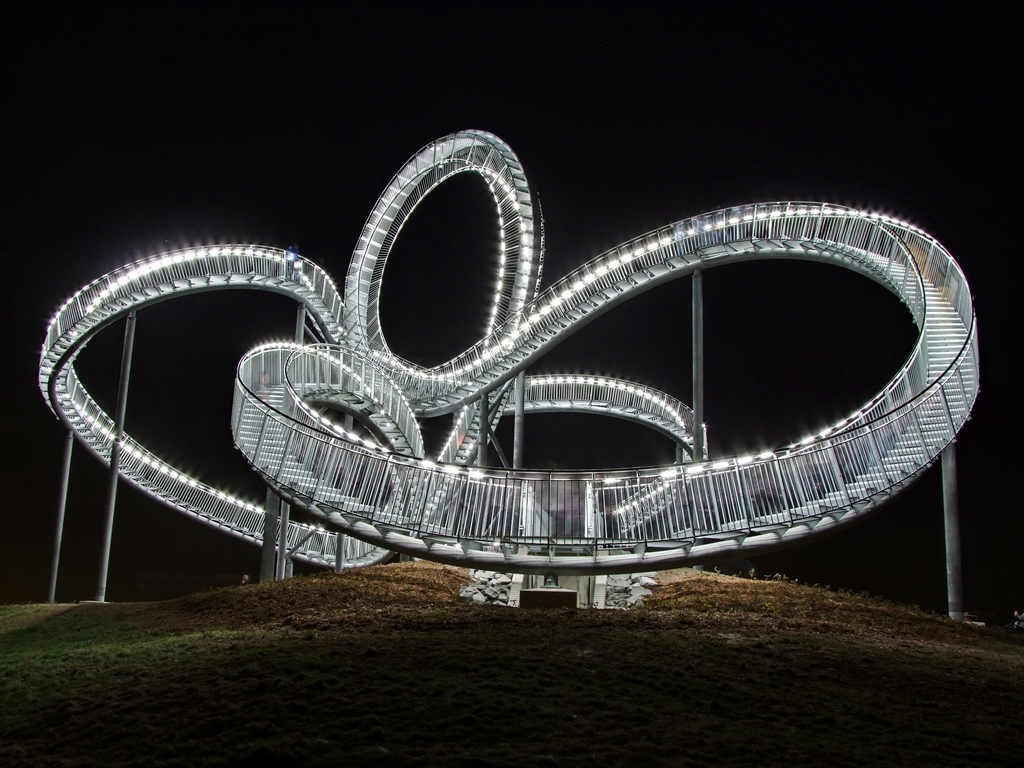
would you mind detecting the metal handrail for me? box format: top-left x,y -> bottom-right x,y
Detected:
224,185 -> 976,571
39,245 -> 387,567
354,203 -> 937,411
39,131 -> 977,574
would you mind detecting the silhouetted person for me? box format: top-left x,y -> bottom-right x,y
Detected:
285,243 -> 302,281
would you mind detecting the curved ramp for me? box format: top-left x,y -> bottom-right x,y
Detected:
39,247 -> 388,568
41,131 -> 978,575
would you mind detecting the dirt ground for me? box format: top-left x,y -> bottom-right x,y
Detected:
2,562 -> 1021,767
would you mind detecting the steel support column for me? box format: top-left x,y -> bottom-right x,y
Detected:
477,392 -> 489,468
941,443 -> 964,620
95,311 -> 137,603
513,371 -> 526,469
260,487 -> 278,582
47,429 -> 74,603
692,269 -> 705,461
276,500 -> 290,581
295,304 -> 307,345
267,301 -> 304,582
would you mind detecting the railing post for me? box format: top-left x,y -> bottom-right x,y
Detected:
47,429 -> 74,603
941,443 -> 964,620
824,443 -> 852,507
95,310 -> 137,603
692,269 -> 705,461
335,532 -> 346,572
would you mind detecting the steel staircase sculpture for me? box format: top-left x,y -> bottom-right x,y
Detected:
40,130 -> 978,575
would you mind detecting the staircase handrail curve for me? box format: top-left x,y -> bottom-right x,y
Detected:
235,346 -> 398,460
41,132 -> 978,574
42,245 -> 345,357
57,359 -> 383,568
363,202 -> 936,411
230,258 -> 972,506
436,374 -> 697,467
225,168 -> 975,572
343,129 -> 544,358
280,343 -> 426,458
783,308 -> 977,456
517,374 -> 696,441
39,246 -> 391,568
228,325 -> 975,572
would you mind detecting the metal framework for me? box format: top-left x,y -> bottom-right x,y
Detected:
40,130 -> 978,576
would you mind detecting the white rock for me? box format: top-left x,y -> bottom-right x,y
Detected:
471,591 -> 487,604
637,576 -> 658,588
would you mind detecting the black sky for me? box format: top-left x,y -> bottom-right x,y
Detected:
1,2 -> 1019,617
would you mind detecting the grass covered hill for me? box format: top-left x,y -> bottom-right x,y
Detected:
2,562 -> 1021,768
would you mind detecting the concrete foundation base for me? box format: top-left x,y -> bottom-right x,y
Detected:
519,588 -> 578,609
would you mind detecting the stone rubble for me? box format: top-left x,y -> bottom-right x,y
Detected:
460,570 -> 513,607
460,570 -> 661,609
604,572 -> 658,610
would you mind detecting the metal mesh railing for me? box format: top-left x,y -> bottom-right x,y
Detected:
39,246 -> 391,567
231,319 -> 976,552
354,204 -> 934,410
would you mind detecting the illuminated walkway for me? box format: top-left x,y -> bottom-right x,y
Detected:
40,131 -> 977,575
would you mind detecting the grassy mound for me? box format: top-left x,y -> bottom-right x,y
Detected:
2,562 -> 1021,768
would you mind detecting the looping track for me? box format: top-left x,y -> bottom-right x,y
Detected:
40,130 -> 978,574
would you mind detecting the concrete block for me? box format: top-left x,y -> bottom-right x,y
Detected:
519,588 -> 578,609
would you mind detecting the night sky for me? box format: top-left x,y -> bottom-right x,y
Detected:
1,3 -> 1018,618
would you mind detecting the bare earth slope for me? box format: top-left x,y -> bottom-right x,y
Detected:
2,562 -> 1021,768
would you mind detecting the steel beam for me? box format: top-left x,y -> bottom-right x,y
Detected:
95,311 -> 137,603
477,392 -> 489,467
276,500 -> 291,581
260,487 -> 278,582
47,429 -> 74,603
295,304 -> 307,345
941,443 -> 964,620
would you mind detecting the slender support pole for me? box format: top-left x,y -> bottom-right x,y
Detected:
488,430 -> 511,469
266,302 -> 305,583
95,311 -> 137,603
260,487 -> 278,582
675,441 -> 684,465
692,270 -> 705,461
344,414 -> 354,432
47,429 -> 75,603
295,304 -> 307,345
513,371 -> 526,469
335,532 -> 346,573
275,500 -> 290,581
941,443 -> 964,620
477,392 -> 489,468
